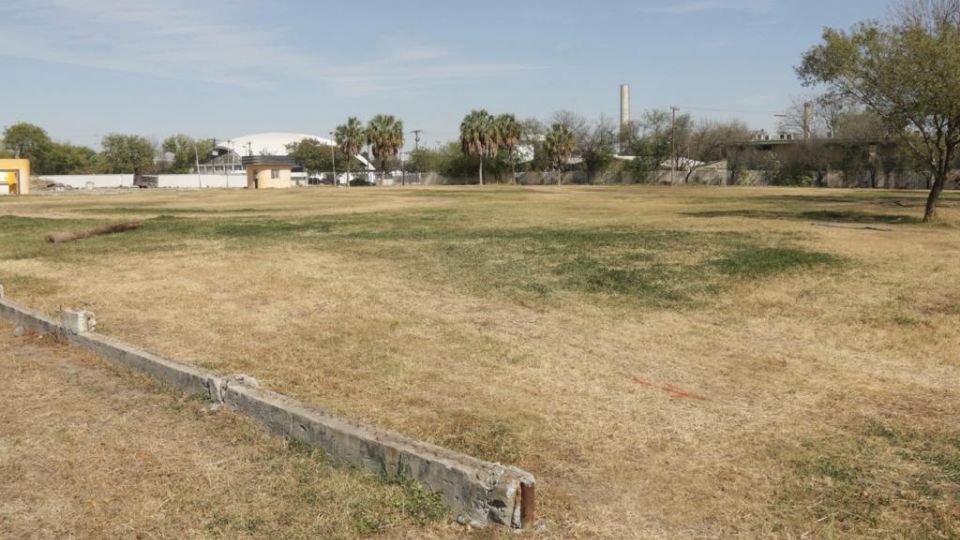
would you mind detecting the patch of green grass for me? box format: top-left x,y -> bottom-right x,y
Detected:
799,210 -> 922,224
713,246 -> 841,277
78,206 -> 275,215
0,210 -> 843,308
773,418 -> 960,537
687,208 -> 923,224
350,477 -> 447,534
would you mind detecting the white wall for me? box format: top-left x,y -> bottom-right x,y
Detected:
37,173 -> 247,189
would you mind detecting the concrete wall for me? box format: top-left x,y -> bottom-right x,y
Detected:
0,159 -> 31,194
36,173 -> 248,189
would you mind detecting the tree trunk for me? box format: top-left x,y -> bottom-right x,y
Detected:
479,155 -> 484,186
923,170 -> 947,222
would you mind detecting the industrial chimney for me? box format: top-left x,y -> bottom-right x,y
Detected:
620,84 -> 630,130
619,84 -> 630,152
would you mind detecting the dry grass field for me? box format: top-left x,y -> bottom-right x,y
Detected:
1,184 -> 958,538
0,320 -> 449,538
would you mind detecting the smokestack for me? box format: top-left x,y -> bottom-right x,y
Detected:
620,84 -> 630,129
619,84 -> 630,152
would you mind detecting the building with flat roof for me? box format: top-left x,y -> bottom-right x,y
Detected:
202,132 -> 374,182
242,155 -> 297,189
0,159 -> 30,195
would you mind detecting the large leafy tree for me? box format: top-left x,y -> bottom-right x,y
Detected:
493,114 -> 523,184
99,133 -> 155,175
580,116 -> 618,183
161,134 -> 214,173
44,142 -> 97,174
797,0 -> 960,221
365,114 -> 404,185
335,117 -> 366,186
288,138 -> 354,180
2,122 -> 51,162
288,138 -> 327,177
460,110 -> 496,185
543,123 -> 577,185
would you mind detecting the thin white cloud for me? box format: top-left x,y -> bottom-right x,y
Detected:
0,0 -> 526,94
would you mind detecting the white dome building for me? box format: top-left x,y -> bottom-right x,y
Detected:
214,132 -> 334,158
202,132 -> 374,182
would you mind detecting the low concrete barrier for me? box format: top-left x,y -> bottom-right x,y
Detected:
0,288 -> 535,528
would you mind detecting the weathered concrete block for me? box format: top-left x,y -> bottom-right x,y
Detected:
0,292 -> 536,529
68,332 -> 222,400
0,298 -> 59,335
222,382 -> 531,527
62,309 -> 95,334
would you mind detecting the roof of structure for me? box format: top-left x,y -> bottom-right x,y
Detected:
215,132 -> 333,157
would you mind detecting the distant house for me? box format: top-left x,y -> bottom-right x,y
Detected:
241,155 -> 296,189
205,132 -> 375,187
0,159 -> 30,195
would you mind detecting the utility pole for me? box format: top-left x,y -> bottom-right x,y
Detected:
802,101 -> 812,140
193,143 -> 202,188
329,131 -> 336,187
670,106 -> 679,185
411,129 -> 422,151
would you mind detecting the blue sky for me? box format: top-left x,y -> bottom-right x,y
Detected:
1,0 -> 891,150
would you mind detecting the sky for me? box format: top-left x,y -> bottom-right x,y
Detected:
1,0 -> 894,151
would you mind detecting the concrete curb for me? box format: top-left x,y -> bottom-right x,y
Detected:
0,292 -> 535,528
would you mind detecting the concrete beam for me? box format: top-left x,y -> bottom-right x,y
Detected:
62,309 -> 96,334
0,288 -> 536,528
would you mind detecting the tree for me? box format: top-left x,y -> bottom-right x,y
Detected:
2,122 -> 50,162
550,110 -> 591,144
335,117 -> 366,186
798,0 -> 960,222
44,142 -> 97,174
99,133 -> 155,175
460,110 -> 497,185
493,114 -> 523,183
543,123 -> 576,185
683,120 -> 752,183
581,116 -> 618,183
365,115 -> 404,185
288,138 -> 327,178
834,110 -> 888,140
161,134 -> 214,174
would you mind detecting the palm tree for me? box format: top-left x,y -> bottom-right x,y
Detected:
494,114 -> 523,184
543,123 -> 576,185
460,110 -> 496,185
335,117 -> 364,187
365,115 -> 404,185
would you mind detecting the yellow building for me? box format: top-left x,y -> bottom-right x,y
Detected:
0,159 -> 30,195
242,155 -> 295,189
